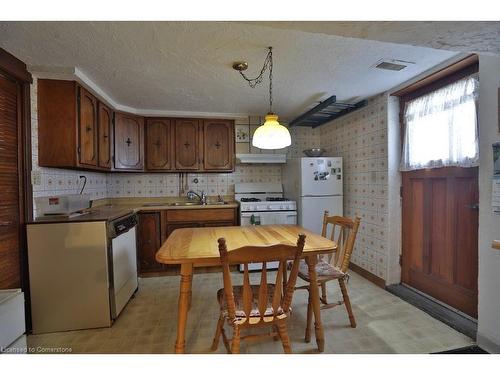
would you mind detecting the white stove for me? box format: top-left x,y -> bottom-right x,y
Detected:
235,183 -> 297,271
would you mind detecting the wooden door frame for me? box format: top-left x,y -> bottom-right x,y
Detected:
394,54 -> 479,315
0,48 -> 33,327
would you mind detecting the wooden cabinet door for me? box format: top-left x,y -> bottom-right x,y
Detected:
202,119 -> 234,171
78,87 -> 98,167
145,118 -> 173,170
137,212 -> 163,273
174,119 -> 200,170
97,103 -> 112,169
114,113 -> 144,170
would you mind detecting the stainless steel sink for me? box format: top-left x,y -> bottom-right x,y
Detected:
142,201 -> 229,207
169,202 -> 202,206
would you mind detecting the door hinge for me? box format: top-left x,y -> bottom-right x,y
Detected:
399,254 -> 402,266
400,185 -> 403,198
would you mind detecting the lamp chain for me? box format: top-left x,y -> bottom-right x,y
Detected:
238,47 -> 274,114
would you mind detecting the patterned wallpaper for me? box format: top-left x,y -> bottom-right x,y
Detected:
318,94 -> 389,281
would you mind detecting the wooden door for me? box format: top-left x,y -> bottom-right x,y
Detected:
137,212 -> 163,273
202,119 -> 234,171
97,102 -> 112,169
402,167 -> 479,317
145,118 -> 173,170
114,112 -> 144,170
0,74 -> 21,288
174,119 -> 200,170
78,87 -> 98,167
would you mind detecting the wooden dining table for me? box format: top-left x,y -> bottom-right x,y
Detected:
155,224 -> 337,353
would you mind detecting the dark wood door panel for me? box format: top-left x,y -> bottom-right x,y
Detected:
402,167 -> 478,318
78,87 -> 98,167
114,113 -> 144,170
97,103 -> 112,169
174,119 -> 199,170
0,73 -> 21,289
137,212 -> 163,273
146,118 -> 172,170
203,119 -> 234,171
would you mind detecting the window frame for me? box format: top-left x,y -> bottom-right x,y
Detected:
394,55 -> 479,148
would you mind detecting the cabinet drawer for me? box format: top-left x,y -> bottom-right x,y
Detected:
166,208 -> 235,222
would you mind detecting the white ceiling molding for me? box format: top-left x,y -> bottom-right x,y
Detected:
29,65 -> 250,120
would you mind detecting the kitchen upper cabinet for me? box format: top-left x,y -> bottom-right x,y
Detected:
145,118 -> 173,171
137,211 -> 163,274
38,79 -> 111,171
174,119 -> 200,170
78,87 -> 98,167
114,112 -> 144,171
97,103 -> 112,169
202,119 -> 234,171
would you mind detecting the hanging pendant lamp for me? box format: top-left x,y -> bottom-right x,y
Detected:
233,47 -> 291,150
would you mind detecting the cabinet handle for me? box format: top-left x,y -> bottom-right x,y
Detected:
215,141 -> 221,149
103,134 -> 108,139
184,142 -> 190,148
154,140 -> 161,147
0,221 -> 13,226
86,126 -> 92,132
126,138 -> 132,146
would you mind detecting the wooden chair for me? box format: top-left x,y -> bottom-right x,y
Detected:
211,234 -> 306,354
296,211 -> 361,342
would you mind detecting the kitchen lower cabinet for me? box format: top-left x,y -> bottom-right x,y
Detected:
137,211 -> 163,274
137,208 -> 238,274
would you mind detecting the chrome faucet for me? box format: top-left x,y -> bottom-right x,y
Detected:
187,190 -> 207,205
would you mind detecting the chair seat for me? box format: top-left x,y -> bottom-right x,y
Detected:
217,284 -> 284,319
298,259 -> 345,282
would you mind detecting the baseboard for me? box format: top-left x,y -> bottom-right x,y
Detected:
477,332 -> 500,354
349,263 -> 386,289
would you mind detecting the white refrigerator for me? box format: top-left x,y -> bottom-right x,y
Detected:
283,157 -> 343,235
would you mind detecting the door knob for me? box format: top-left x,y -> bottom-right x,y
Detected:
464,203 -> 479,210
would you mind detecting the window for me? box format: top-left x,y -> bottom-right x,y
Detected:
400,76 -> 479,171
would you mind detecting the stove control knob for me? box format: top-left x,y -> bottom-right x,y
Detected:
285,205 -> 290,210
280,205 -> 284,209
267,205 -> 272,210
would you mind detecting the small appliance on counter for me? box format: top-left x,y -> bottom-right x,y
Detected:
27,203 -> 139,334
34,194 -> 91,218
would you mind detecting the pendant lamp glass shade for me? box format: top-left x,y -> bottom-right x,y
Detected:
252,113 -> 291,150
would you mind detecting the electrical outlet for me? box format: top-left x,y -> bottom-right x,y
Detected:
31,170 -> 42,186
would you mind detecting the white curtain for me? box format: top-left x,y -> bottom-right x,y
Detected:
400,76 -> 479,171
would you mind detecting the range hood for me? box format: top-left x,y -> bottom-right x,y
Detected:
236,153 -> 287,164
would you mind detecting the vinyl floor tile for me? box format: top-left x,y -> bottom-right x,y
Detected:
27,272 -> 474,354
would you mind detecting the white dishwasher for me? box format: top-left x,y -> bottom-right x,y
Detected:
27,211 -> 138,334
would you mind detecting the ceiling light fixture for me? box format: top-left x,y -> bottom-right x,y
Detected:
233,47 -> 291,150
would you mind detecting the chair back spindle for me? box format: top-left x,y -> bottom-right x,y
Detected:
218,234 -> 306,325
320,211 -> 361,273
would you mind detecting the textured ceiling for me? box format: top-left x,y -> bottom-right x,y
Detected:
251,21 -> 500,55
0,22 -> 457,118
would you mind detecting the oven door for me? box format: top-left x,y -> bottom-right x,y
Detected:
240,211 -> 297,226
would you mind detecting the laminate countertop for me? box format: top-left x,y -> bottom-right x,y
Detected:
30,199 -> 239,224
